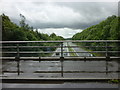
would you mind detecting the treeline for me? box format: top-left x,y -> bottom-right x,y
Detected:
2,14 -> 64,41
72,15 -> 120,40
1,14 -> 64,57
72,15 -> 120,56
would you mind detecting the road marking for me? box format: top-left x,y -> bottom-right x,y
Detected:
67,42 -> 78,56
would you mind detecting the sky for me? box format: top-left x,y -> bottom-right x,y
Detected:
0,0 -> 119,38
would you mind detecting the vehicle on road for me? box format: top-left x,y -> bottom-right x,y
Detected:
56,53 -> 60,56
64,53 -> 67,56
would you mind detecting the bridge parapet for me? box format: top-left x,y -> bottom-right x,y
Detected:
1,40 -> 120,78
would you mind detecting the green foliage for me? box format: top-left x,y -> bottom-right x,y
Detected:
19,14 -> 26,28
72,15 -> 120,56
109,79 -> 120,83
50,33 -> 64,40
67,43 -> 77,56
1,14 -> 64,57
72,15 -> 119,40
1,14 -> 64,41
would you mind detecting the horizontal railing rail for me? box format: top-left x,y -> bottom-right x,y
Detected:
1,46 -> 119,48
1,51 -> 120,54
1,56 -> 120,61
1,40 -> 120,43
1,40 -> 120,56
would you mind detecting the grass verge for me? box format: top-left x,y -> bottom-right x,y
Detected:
108,79 -> 120,83
67,43 -> 77,56
75,43 -> 104,57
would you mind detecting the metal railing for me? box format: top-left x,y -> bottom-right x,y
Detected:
1,40 -> 120,78
1,40 -> 120,56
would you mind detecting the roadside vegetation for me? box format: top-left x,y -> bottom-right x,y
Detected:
108,79 -> 120,83
72,15 -> 120,56
1,14 -> 64,57
67,43 -> 77,56
68,47 -> 77,56
72,15 -> 120,40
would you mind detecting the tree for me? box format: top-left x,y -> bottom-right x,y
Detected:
50,33 -> 56,38
19,14 -> 26,28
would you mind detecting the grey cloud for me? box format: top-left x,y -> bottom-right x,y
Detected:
29,20 -> 102,29
27,2 -> 118,29
1,2 -> 118,29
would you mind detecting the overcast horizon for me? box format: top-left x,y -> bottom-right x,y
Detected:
0,0 -> 118,38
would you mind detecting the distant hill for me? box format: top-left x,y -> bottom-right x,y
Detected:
72,15 -> 120,40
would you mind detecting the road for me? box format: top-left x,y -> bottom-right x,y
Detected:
52,42 -> 69,57
68,42 -> 93,57
52,42 -> 93,57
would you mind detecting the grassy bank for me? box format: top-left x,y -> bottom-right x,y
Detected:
68,47 -> 77,56
67,43 -> 77,56
109,79 -> 120,83
74,43 -> 105,57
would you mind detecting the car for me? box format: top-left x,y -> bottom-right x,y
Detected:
64,53 -> 67,56
89,54 -> 93,57
56,53 -> 60,56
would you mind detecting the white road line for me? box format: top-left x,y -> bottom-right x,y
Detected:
67,42 -> 79,56
72,48 -> 79,56
66,44 -> 70,56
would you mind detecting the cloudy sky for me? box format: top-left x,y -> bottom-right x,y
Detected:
0,0 -> 119,38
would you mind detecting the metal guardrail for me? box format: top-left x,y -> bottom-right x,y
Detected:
1,40 -> 120,78
1,40 -> 120,56
1,40 -> 120,43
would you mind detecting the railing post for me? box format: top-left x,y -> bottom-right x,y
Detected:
16,44 -> 20,76
60,57 -> 64,77
61,42 -> 63,57
39,57 -> 41,63
106,61 -> 108,75
60,42 -> 64,77
105,41 -> 109,75
105,42 -> 108,57
17,58 -> 20,76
